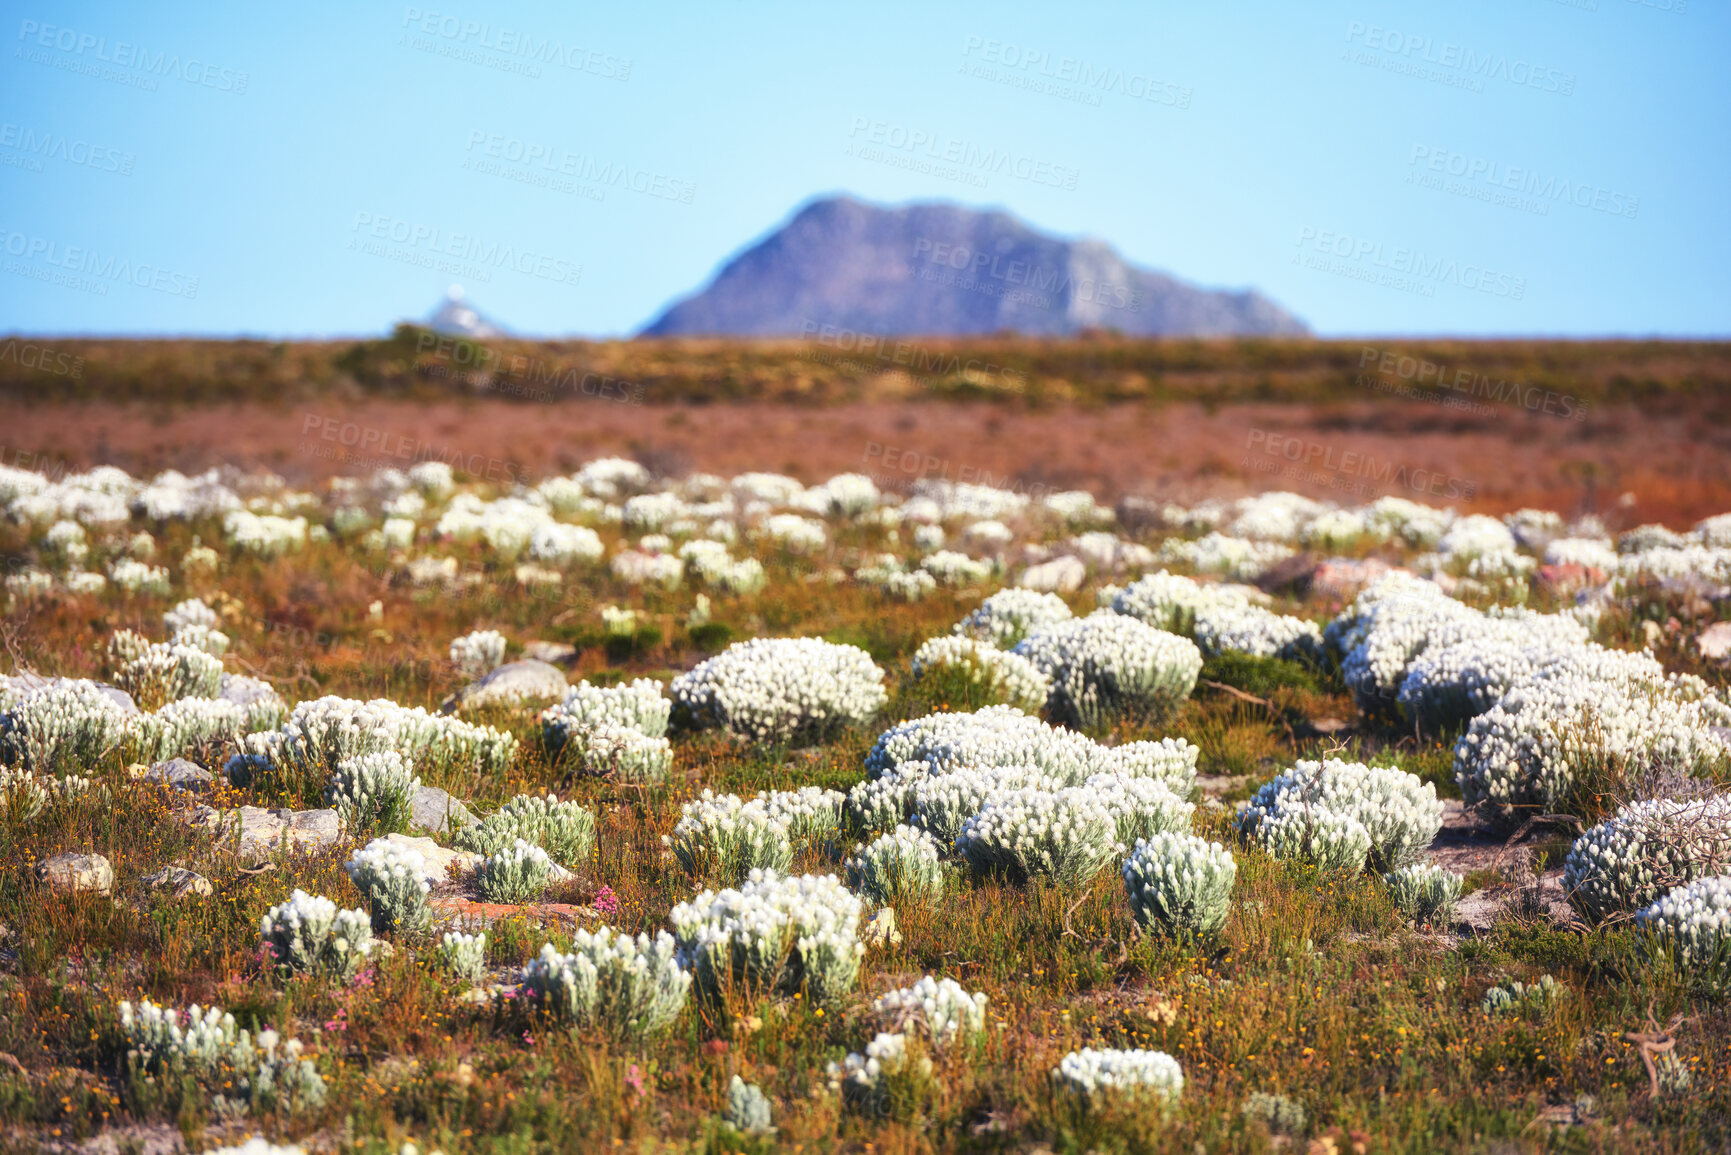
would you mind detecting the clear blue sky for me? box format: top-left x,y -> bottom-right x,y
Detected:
0,0 -> 1723,338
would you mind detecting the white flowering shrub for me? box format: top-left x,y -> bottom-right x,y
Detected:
1159,533 -> 1294,581
112,642 -> 224,711
755,513 -> 827,553
910,764 -> 1060,846
224,511 -> 308,556
449,629 -> 507,679
952,588 -> 1074,648
1239,759 -> 1442,873
920,550 -> 993,587
551,722 -> 669,783
1481,974 -> 1567,1018
1015,612 -> 1201,728
1122,833 -> 1237,938
664,791 -> 793,881
109,558 -> 172,594
845,762 -> 927,834
1638,875 -> 1731,987
521,930 -> 691,1037
1089,774 -> 1196,848
346,837 -> 432,935
835,1031 -> 929,1116
233,696 -> 518,787
872,976 -> 987,1047
723,1076 -> 775,1135
435,931 -> 488,983
956,786 -> 1120,888
1107,739 -> 1200,797
1384,863 -> 1463,925
1454,664 -> 1731,815
671,637 -> 887,743
1112,570 -> 1237,636
1562,797 -> 1731,924
763,785 -> 846,847
528,522 -> 604,566
542,678 -> 669,760
475,839 -> 555,904
326,750 -> 421,833
856,563 -> 938,602
846,825 -> 946,904
163,597 -> 218,636
1053,1048 -> 1184,1106
0,679 -> 137,773
669,870 -> 864,1005
259,890 -> 375,982
117,999 -> 325,1116
909,636 -> 1050,713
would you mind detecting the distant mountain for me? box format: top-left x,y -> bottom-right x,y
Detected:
640,196 -> 1307,338
425,285 -> 507,338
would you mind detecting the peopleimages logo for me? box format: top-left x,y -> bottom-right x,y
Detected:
801,320 -> 1026,393
846,117 -> 1080,191
1407,145 -> 1638,220
1343,22 -> 1575,95
1293,227 -> 1525,300
348,212 -> 582,287
911,238 -> 1142,312
0,123 -> 134,175
399,8 -> 630,80
958,35 -> 1192,109
1245,430 -> 1477,501
1358,346 -> 1588,422
0,228 -> 199,298
15,19 -> 249,93
462,131 -> 695,204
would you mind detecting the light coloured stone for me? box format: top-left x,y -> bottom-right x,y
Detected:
39,852 -> 114,895
1697,621 -> 1731,663
141,865 -> 213,899
862,906 -> 902,949
1017,556 -> 1086,593
411,785 -> 476,834
441,659 -> 568,714
380,833 -> 483,885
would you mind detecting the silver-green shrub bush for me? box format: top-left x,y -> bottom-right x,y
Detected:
1122,833 -> 1237,938
520,930 -> 691,1037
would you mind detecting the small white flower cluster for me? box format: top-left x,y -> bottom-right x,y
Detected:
723,1075 -> 775,1135
872,975 -> 988,1046
545,678 -> 669,737
920,549 -> 994,586
1052,1048 -> 1184,1105
1112,571 -> 1321,662
664,790 -> 794,881
259,889 -> 375,981
681,539 -> 767,593
669,869 -> 864,1004
541,678 -> 672,782
1239,759 -> 1441,872
163,597 -> 228,651
117,998 -> 325,1116
854,559 -> 939,601
1638,874 -> 1731,978
955,785 -> 1121,888
520,930 -> 692,1037
1544,536 -> 1618,572
671,637 -> 887,743
834,1031 -> 928,1115
951,588 -> 1074,648
223,510 -> 308,556
133,695 -> 265,764
1454,651 -> 1731,812
435,931 -> 488,982
0,766 -> 49,823
346,837 -> 432,934
112,642 -> 224,709
475,839 -> 556,904
908,636 -> 1051,713
1481,974 -> 1567,1017
762,785 -> 846,846
1158,532 -> 1295,580
844,761 -> 928,834
755,513 -> 827,553
449,629 -> 507,679
1562,796 -> 1731,924
865,705 -> 1196,793
1384,862 -> 1463,925
235,695 -> 518,783
1122,832 -> 1237,938
108,557 -> 172,594
326,750 -> 421,833
0,678 -> 138,773
846,824 -> 946,903
528,521 -> 605,566
1090,774 -> 1196,850
1014,611 -> 1202,728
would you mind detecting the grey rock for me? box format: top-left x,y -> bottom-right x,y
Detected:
39,852 -> 114,895
641,196 -> 1309,338
218,672 -> 280,709
142,865 -> 213,899
231,806 -> 342,862
523,640 -> 578,665
375,834 -> 482,886
411,785 -> 476,834
146,758 -> 214,794
441,659 -> 567,714
1018,556 -> 1086,593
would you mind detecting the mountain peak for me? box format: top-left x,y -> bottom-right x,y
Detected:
425,285 -> 507,338
641,196 -> 1306,338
